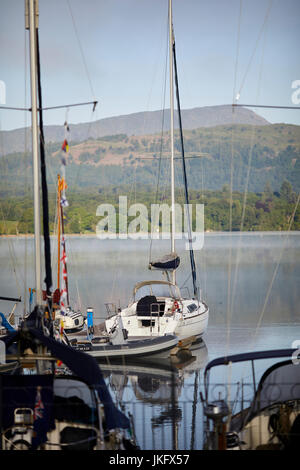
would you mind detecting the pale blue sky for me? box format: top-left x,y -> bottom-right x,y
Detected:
0,0 -> 299,131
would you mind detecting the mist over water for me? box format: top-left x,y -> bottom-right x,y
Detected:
2,232 -> 299,328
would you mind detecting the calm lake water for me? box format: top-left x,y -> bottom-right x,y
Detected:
0,232 -> 299,449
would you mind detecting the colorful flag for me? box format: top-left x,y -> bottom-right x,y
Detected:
33,386 -> 44,421
32,384 -> 51,449
59,319 -> 64,340
61,139 -> 69,153
60,197 -> 69,208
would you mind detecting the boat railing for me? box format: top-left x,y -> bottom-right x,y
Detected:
104,303 -> 120,318
180,286 -> 190,299
201,380 -> 300,450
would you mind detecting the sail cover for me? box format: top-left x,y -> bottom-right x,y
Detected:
149,253 -> 180,271
1,327 -> 130,431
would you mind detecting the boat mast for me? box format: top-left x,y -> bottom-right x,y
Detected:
172,31 -> 198,299
169,0 -> 176,285
57,175 -> 62,292
26,0 -> 42,306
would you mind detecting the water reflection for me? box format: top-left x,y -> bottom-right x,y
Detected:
99,340 -> 208,450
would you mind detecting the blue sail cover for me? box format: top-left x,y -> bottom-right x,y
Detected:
1,328 -> 130,431
149,253 -> 180,271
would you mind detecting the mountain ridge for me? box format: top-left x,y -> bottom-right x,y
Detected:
1,121 -> 299,194
0,104 -> 269,156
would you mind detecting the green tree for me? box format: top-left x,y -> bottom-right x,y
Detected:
280,180 -> 294,202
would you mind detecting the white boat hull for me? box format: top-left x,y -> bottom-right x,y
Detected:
106,305 -> 209,343
55,310 -> 85,333
174,308 -> 209,340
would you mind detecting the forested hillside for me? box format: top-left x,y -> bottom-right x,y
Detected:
1,123 -> 300,195
1,121 -> 299,234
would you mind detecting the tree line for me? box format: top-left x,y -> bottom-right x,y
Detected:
1,180 -> 299,235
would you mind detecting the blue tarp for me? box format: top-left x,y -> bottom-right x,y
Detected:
0,312 -> 15,332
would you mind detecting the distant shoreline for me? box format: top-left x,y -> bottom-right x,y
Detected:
1,230 -> 299,239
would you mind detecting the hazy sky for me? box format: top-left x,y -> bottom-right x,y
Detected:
0,0 -> 300,131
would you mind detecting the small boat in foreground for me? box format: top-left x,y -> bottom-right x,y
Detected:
70,334 -> 179,360
69,316 -> 179,360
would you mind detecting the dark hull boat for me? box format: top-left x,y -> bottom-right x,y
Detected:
0,310 -> 137,450
70,333 -> 179,360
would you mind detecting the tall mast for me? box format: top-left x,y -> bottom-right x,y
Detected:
169,0 -> 176,285
57,175 -> 61,291
26,0 -> 42,306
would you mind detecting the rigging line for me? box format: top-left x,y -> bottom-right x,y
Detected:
236,194 -> 300,387
0,106 -> 30,111
0,101 -> 98,111
226,0 -> 262,354
173,36 -> 198,298
66,0 -> 96,99
141,7 -> 169,138
252,194 -> 300,341
199,155 -> 207,299
233,103 -> 300,110
0,113 -> 24,300
236,0 -> 273,99
72,105 -> 97,191
39,101 -> 98,111
140,154 -> 208,160
0,205 -> 22,298
149,35 -> 169,263
229,19 -> 268,326
232,0 -> 243,103
226,122 -> 237,357
229,116 -> 256,319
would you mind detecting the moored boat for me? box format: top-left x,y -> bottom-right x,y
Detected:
202,348 -> 300,450
103,0 -> 209,344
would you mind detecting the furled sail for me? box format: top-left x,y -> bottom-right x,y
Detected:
149,252 -> 180,271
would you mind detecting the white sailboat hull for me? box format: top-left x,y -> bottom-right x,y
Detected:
174,308 -> 209,340
105,296 -> 209,343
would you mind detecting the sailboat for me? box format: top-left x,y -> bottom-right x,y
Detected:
202,348 -> 300,450
52,171 -> 85,333
0,0 -> 137,451
105,0 -> 209,343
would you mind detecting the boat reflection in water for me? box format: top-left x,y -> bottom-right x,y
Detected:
99,339 -> 208,450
